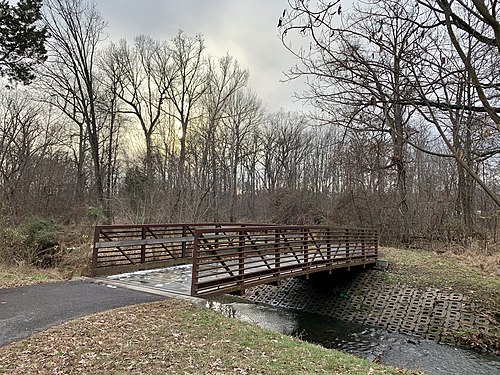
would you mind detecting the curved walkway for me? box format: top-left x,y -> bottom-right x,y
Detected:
0,280 -> 166,347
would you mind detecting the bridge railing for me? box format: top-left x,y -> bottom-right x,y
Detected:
91,223 -> 265,276
191,225 -> 378,297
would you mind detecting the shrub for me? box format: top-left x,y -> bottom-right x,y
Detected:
0,218 -> 62,267
0,227 -> 28,264
86,206 -> 104,222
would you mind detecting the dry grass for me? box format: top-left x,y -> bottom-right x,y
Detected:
380,246 -> 500,297
423,241 -> 500,277
444,249 -> 500,277
0,262 -> 63,289
0,244 -> 90,289
0,299 -> 421,375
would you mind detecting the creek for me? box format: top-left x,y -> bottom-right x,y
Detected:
207,296 -> 500,375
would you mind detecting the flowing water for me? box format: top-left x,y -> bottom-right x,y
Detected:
207,296 -> 500,375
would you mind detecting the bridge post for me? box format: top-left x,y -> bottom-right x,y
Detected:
91,226 -> 100,276
362,229 -> 366,263
274,229 -> 280,279
238,230 -> 245,291
181,225 -> 187,258
326,227 -> 332,263
345,228 -> 350,260
302,228 -> 308,272
191,231 -> 200,296
140,226 -> 147,264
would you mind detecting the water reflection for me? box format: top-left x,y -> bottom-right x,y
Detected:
207,300 -> 298,335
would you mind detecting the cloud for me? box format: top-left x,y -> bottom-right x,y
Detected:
96,0 -> 305,111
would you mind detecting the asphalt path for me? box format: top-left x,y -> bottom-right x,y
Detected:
0,279 -> 166,347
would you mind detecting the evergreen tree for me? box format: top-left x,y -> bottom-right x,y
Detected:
0,0 -> 47,84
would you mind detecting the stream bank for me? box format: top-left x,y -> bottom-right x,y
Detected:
209,247 -> 500,373
207,297 -> 500,375
244,269 -> 498,351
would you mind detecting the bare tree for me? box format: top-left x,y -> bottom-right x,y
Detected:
280,0 -> 424,239
164,31 -> 206,204
0,89 -> 61,216
201,55 -> 249,220
95,53 -> 126,222
259,111 -> 310,192
413,0 -> 500,212
221,89 -> 261,221
41,0 -> 107,205
279,0 -> 500,240
417,0 -> 500,126
101,36 -> 172,221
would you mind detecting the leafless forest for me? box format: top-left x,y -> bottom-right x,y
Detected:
1,0 -> 499,253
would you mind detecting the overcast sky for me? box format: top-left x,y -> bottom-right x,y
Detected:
95,0 -> 307,112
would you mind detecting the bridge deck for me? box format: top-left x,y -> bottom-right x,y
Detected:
92,224 -> 378,297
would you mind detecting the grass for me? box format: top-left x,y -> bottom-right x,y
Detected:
380,246 -> 500,308
0,263 -> 62,289
0,299 -> 420,375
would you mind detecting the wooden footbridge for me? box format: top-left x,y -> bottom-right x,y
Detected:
91,223 -> 378,298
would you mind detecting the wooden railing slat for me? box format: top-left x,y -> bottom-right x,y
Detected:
94,236 -> 195,248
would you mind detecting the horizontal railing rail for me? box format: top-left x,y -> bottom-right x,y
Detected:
191,225 -> 378,297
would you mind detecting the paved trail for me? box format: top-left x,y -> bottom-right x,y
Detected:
0,280 -> 165,347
